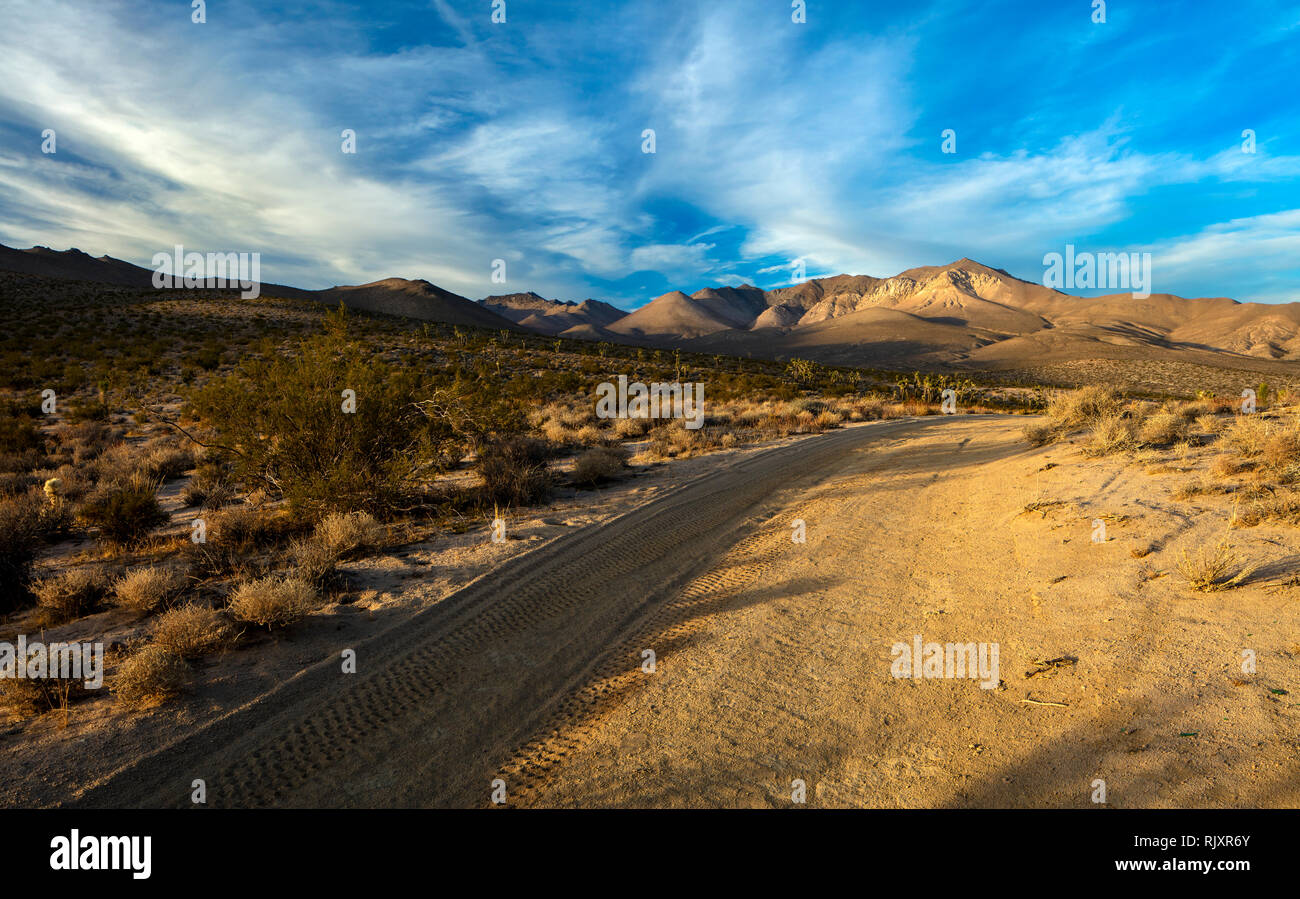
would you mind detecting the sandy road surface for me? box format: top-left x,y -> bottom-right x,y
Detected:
73,415 -> 1300,808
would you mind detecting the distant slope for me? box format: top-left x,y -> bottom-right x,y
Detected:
0,243 -> 515,330
619,257 -> 1300,369
0,243 -> 308,297
8,242 -> 1300,368
606,290 -> 738,338
318,279 -> 517,329
480,292 -> 625,335
0,244 -> 157,288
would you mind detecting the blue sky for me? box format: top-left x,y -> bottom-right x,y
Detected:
1,0 -> 1298,308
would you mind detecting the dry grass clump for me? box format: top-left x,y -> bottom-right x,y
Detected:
477,437 -> 552,507
648,421 -> 704,459
110,565 -> 187,613
0,673 -> 89,719
1194,414 -> 1225,435
286,536 -> 341,590
1137,408 -> 1190,446
314,511 -> 383,558
150,603 -> 235,657
1025,386 -> 1123,446
0,489 -> 69,610
533,402 -> 598,448
32,567 -> 110,624
1177,539 -> 1256,592
813,410 -> 843,430
574,424 -> 607,446
139,443 -> 196,481
613,417 -> 652,439
184,504 -> 292,579
539,418 -> 572,446
0,675 -> 52,719
207,505 -> 288,551
78,475 -> 168,546
180,462 -> 235,509
1221,415 -> 1272,458
1235,491 -> 1300,527
112,645 -> 191,707
1209,454 -> 1247,480
1261,426 -> 1300,483
572,446 -> 629,486
1023,421 -> 1055,446
1048,386 -> 1122,431
1082,413 -> 1137,456
228,575 -> 319,629
280,510 -> 383,590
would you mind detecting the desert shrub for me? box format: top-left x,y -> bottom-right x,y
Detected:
313,511 -> 383,558
1210,454 -> 1246,479
1222,415 -> 1271,458
180,506 -> 288,580
150,603 -> 234,657
112,645 -> 191,707
111,565 -> 187,613
66,398 -> 110,422
187,309 -> 507,518
85,444 -> 140,487
1137,409 -> 1189,446
574,424 -> 605,446
286,537 -> 341,590
79,477 -> 168,545
477,437 -> 552,507
1023,421 -> 1054,446
32,567 -> 110,623
227,575 -> 319,629
64,420 -> 113,463
813,410 -> 842,430
208,505 -> 286,551
1235,490 -> 1300,527
757,413 -> 798,441
0,404 -> 44,458
0,490 -> 64,610
648,421 -> 703,458
1083,414 -> 1137,456
1029,387 -> 1123,446
613,417 -> 651,439
180,461 -> 234,508
1194,414 -> 1224,435
1048,386 -> 1122,428
140,444 -> 195,481
0,672 -> 88,719
0,471 -> 39,496
540,419 -> 572,446
1261,427 -> 1300,482
572,446 -> 629,486
1177,540 -> 1256,592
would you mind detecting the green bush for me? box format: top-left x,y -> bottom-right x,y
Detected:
0,491 -> 51,610
79,478 -> 168,545
478,437 -> 552,507
188,309 -> 524,519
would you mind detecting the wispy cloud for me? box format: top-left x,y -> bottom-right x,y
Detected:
0,0 -> 1296,306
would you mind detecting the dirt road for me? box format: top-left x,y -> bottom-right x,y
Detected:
73,415 -> 1300,808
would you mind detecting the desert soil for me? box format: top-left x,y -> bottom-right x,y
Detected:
56,416 -> 1300,807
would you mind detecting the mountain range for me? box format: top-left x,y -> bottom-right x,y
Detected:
4,243 -> 1300,374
